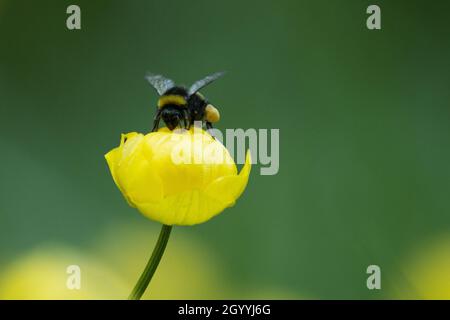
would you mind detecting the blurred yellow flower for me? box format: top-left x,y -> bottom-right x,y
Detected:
0,223 -> 299,300
392,235 -> 450,299
105,127 -> 251,225
0,246 -> 128,300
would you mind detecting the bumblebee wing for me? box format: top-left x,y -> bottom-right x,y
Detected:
188,71 -> 225,95
145,73 -> 176,96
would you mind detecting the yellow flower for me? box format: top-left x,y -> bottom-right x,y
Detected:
391,235 -> 450,299
0,246 -> 128,300
105,127 -> 251,225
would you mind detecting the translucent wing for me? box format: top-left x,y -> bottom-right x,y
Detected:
145,73 -> 176,95
188,71 -> 225,95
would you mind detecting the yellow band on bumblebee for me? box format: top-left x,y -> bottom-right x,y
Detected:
157,95 -> 187,108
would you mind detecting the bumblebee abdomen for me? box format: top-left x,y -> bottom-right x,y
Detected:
157,94 -> 187,109
157,86 -> 189,109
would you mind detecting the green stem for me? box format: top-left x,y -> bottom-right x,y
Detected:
128,224 -> 172,300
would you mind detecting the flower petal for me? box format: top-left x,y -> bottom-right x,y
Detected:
105,141 -> 135,207
105,133 -> 163,206
125,154 -> 164,204
204,150 -> 252,207
136,190 -> 228,226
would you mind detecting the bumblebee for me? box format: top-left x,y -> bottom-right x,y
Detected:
146,72 -> 224,132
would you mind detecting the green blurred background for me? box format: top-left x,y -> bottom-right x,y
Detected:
1,0 -> 450,299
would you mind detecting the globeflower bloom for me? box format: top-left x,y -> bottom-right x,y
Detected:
105,127 -> 251,226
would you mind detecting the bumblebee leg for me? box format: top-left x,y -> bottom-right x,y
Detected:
183,109 -> 189,130
152,109 -> 162,132
187,110 -> 193,130
206,121 -> 216,139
